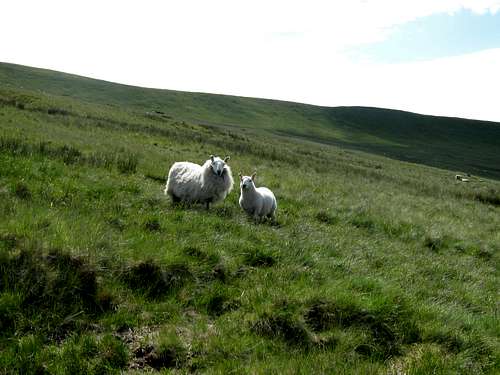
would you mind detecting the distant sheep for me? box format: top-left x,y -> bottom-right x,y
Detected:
455,174 -> 470,182
239,172 -> 277,222
165,155 -> 234,209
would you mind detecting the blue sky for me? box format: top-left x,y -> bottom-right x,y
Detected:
1,1 -> 500,121
352,9 -> 500,63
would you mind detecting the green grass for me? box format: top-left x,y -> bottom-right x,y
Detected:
1,62 -> 500,179
0,66 -> 499,374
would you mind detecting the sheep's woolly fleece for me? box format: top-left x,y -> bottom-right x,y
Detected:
165,156 -> 234,207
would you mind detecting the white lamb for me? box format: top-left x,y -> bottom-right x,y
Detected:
165,155 -> 234,209
239,172 -> 277,222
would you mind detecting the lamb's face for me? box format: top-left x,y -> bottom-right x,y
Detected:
240,176 -> 254,190
210,156 -> 228,177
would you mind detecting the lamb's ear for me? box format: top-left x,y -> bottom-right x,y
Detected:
210,155 -> 215,162
251,171 -> 257,180
224,156 -> 230,162
238,172 -> 242,181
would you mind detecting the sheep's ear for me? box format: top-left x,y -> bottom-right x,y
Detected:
238,172 -> 242,181
224,156 -> 230,162
210,155 -> 214,162
251,171 -> 257,180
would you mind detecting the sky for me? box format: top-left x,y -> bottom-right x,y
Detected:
2,0 -> 500,122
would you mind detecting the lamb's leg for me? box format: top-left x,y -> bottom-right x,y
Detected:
252,205 -> 263,223
269,211 -> 276,224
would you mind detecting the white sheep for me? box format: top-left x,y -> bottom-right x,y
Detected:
238,172 -> 277,222
165,155 -> 234,209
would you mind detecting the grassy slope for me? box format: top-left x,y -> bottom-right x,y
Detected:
1,62 -> 500,180
0,68 -> 499,374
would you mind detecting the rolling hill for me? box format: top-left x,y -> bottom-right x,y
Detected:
1,62 -> 500,179
0,63 -> 499,374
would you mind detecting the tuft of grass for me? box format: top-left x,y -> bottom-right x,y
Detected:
252,311 -> 312,348
116,153 -> 139,174
13,182 -> 31,199
143,217 -> 161,232
0,136 -> 139,174
87,151 -> 115,169
53,334 -> 128,374
183,246 -> 227,282
243,248 -> 276,267
205,294 -> 237,316
131,329 -> 187,371
0,335 -> 48,374
304,296 -> 421,359
47,107 -> 70,116
0,249 -> 110,339
0,292 -> 21,334
350,215 -> 377,232
252,301 -> 312,347
315,210 -> 338,225
107,217 -> 126,231
0,136 -> 28,154
97,334 -> 129,371
212,206 -> 235,218
121,260 -> 191,300
304,298 -> 354,332
58,144 -> 82,164
423,236 -> 449,252
423,330 -> 464,354
0,233 -> 20,250
196,283 -> 240,317
473,188 -> 500,206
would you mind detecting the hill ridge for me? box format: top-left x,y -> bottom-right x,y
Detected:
1,61 -> 499,179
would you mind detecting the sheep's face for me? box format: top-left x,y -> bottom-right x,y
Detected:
240,176 -> 254,190
210,155 -> 230,177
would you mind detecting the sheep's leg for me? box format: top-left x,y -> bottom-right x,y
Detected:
171,194 -> 181,205
205,198 -> 213,210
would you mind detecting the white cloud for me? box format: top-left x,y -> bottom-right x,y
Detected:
309,48 -> 500,122
1,0 -> 499,121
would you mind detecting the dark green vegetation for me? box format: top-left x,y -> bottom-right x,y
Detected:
1,62 -> 500,179
0,63 -> 499,374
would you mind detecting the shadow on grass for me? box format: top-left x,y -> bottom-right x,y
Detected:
0,249 -> 113,340
121,260 -> 192,300
303,297 -> 421,359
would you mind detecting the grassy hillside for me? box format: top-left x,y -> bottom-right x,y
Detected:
1,62 -> 500,179
0,68 -> 499,374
